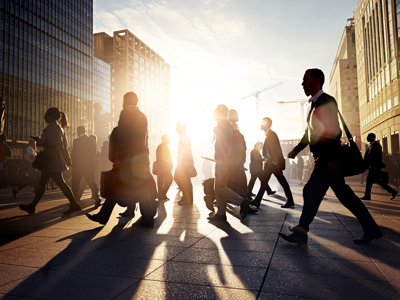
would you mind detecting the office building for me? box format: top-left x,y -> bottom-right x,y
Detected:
328,18 -> 361,145
93,29 -> 171,155
0,0 -> 94,157
354,0 -> 400,155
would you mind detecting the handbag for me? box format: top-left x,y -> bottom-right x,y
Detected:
188,164 -> 197,178
338,110 -> 366,177
100,170 -> 140,206
32,150 -> 47,170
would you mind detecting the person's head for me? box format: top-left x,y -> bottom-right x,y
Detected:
228,109 -> 239,123
162,134 -> 170,144
254,141 -> 263,151
176,123 -> 186,135
123,92 -> 138,109
89,135 -> 98,143
213,104 -> 229,121
28,139 -> 36,148
260,117 -> 272,131
302,68 -> 325,97
60,112 -> 70,129
77,126 -> 86,136
44,107 -> 61,123
367,133 -> 376,143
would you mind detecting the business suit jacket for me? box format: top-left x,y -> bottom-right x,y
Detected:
37,121 -> 69,174
156,142 -> 173,173
263,129 -> 285,170
292,93 -> 342,161
249,149 -> 263,174
71,135 -> 97,171
115,106 -> 150,176
364,142 -> 385,170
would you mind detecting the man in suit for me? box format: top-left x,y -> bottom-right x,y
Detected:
361,133 -> 398,201
174,123 -> 194,205
251,117 -> 294,208
86,92 -> 157,227
279,68 -> 382,244
71,126 -> 101,208
208,104 -> 256,222
155,134 -> 173,201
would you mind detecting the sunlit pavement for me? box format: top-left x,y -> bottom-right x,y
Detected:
0,179 -> 399,300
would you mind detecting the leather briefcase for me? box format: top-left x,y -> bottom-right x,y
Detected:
100,170 -> 139,201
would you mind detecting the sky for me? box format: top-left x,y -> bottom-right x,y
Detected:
93,0 -> 359,158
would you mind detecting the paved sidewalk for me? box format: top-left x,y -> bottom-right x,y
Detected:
0,180 -> 399,299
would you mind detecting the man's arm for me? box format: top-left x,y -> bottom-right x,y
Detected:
289,130 -> 309,158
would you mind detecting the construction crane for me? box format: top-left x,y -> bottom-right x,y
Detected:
277,99 -> 309,133
242,82 -> 283,139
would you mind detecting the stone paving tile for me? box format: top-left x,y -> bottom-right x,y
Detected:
375,263 -> 400,282
261,269 -> 400,300
0,236 -> 47,252
0,269 -> 139,300
269,253 -> 386,281
274,243 -> 371,262
0,248 -> 83,268
113,279 -> 257,300
0,264 -> 39,287
145,261 -> 266,290
172,247 -> 273,268
192,238 -> 277,252
0,294 -> 34,300
50,254 -> 165,279
258,292 -> 316,300
93,242 -> 187,261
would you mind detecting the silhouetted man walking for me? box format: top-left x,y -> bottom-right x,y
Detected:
279,68 -> 382,245
361,133 -> 398,201
155,134 -> 173,201
71,126 -> 101,208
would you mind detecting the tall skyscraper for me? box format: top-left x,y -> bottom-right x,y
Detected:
93,29 -> 171,156
328,18 -> 361,145
0,0 -> 94,156
354,0 -> 400,155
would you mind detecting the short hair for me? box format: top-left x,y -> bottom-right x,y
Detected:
176,122 -> 186,133
254,141 -> 263,149
262,117 -> 272,127
161,134 -> 169,142
214,104 -> 229,118
46,107 -> 61,121
77,126 -> 85,133
60,112 -> 70,129
124,92 -> 138,106
306,68 -> 325,87
367,133 -> 376,141
228,109 -> 238,122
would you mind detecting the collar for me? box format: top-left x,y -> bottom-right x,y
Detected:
79,134 -> 87,138
368,141 -> 375,148
125,105 -> 135,110
311,90 -> 324,103
264,128 -> 270,136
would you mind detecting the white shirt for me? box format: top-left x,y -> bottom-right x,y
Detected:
25,146 -> 36,163
311,90 -> 324,103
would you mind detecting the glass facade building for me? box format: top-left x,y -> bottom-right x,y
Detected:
93,57 -> 111,146
0,0 -> 94,157
93,29 -> 171,156
355,0 -> 400,155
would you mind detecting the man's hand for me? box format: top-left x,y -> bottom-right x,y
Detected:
287,150 -> 297,159
328,162 -> 338,173
113,158 -> 120,170
66,159 -> 72,167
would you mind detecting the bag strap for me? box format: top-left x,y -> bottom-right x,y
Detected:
337,109 -> 353,141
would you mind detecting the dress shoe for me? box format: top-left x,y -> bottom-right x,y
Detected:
278,226 -> 308,244
119,207 -> 135,218
208,214 -> 227,222
63,204 -> 82,215
249,199 -> 260,209
12,187 -> 18,198
390,191 -> 398,200
204,195 -> 215,211
240,199 -> 253,220
353,230 -> 383,244
93,198 -> 102,209
19,203 -> 35,215
268,191 -> 276,196
86,213 -> 107,225
281,200 -> 295,208
360,196 -> 371,200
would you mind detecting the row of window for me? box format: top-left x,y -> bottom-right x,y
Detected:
361,96 -> 399,127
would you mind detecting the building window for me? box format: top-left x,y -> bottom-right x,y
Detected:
394,96 -> 399,106
383,136 -> 388,153
392,131 -> 400,154
345,64 -> 350,69
383,102 -> 387,112
388,99 -> 392,109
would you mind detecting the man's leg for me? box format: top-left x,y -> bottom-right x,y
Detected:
214,161 -> 244,216
254,167 -> 273,204
273,167 -> 294,207
51,172 -> 80,207
363,170 -> 374,198
331,173 -> 380,234
247,174 -> 257,196
164,171 -> 173,198
298,170 -> 330,232
71,169 -> 83,201
157,173 -> 165,199
83,169 -> 100,200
